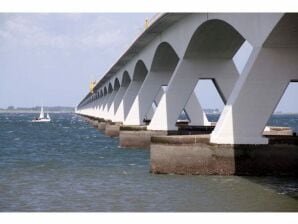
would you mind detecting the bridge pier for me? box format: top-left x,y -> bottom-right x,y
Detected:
211,48 -> 298,144
119,124 -> 215,149
119,126 -> 166,149
151,134 -> 298,175
76,13 -> 298,176
148,58 -> 239,131
105,122 -> 122,137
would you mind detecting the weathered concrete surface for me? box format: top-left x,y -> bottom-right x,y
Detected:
105,122 -> 122,137
97,121 -> 107,131
83,116 -> 98,128
119,125 -> 167,149
151,135 -> 298,176
119,125 -> 215,149
263,126 -> 294,136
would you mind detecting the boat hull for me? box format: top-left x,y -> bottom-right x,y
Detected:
31,119 -> 51,123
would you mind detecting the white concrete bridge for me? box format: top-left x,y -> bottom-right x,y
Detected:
76,13 -> 298,145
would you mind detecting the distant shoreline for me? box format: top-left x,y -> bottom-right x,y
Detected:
0,110 -> 74,113
0,106 -> 75,114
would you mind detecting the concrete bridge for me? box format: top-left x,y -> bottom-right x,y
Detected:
76,13 -> 298,175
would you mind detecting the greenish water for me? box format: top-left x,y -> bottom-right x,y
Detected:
0,113 -> 297,212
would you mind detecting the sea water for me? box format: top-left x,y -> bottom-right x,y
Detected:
0,113 -> 297,212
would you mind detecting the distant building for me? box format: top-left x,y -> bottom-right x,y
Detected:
203,109 -> 220,114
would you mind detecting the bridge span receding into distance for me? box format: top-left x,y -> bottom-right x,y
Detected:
76,13 -> 298,176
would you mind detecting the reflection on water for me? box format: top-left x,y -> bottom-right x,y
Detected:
0,113 -> 297,212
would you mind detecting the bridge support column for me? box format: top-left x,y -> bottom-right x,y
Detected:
98,94 -> 110,119
124,72 -> 171,125
124,69 -> 209,126
92,98 -> 102,119
151,134 -> 298,175
148,58 -> 239,131
103,93 -> 113,120
110,86 -> 128,122
211,47 -> 298,144
116,80 -> 144,122
105,90 -> 119,120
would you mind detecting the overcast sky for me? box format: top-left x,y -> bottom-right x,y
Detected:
0,13 -> 297,112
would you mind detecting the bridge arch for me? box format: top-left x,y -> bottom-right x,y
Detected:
132,60 -> 148,81
111,70 -> 133,122
211,13 -> 298,144
148,19 -> 242,130
103,86 -> 108,96
123,41 -> 182,125
108,83 -> 113,93
113,78 -> 120,91
184,19 -> 245,59
150,42 -> 179,72
121,71 -> 131,87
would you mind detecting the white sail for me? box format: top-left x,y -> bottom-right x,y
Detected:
46,113 -> 50,119
39,105 -> 44,119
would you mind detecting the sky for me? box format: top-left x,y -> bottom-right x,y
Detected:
0,13 -> 153,108
0,13 -> 297,112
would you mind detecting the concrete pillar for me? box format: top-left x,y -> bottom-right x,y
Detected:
124,69 -> 210,126
123,71 -> 171,125
110,86 -> 128,122
145,85 -> 166,120
105,90 -> 118,120
98,94 -> 110,119
113,99 -> 125,123
120,80 -> 144,121
92,97 -> 102,118
211,47 -> 298,144
102,93 -> 113,120
148,58 -> 239,130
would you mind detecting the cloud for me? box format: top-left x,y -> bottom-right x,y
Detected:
0,14 -> 141,51
0,14 -> 68,48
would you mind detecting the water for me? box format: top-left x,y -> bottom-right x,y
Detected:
0,113 -> 297,212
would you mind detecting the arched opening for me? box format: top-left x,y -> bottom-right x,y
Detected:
195,79 -> 225,123
261,13 -> 298,138
211,13 -> 298,145
151,42 -> 179,72
184,19 -> 245,59
114,78 -> 120,91
111,71 -> 133,122
108,83 -> 113,94
265,82 -> 298,136
121,71 -> 131,87
123,60 -> 148,119
128,42 -> 180,125
149,20 -> 247,131
179,19 -> 246,127
132,60 -> 148,81
106,79 -> 121,112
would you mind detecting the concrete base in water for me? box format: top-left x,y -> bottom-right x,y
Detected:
150,135 -> 298,176
97,121 -> 107,131
119,125 -> 167,149
119,125 -> 216,149
105,122 -> 122,137
263,126 -> 294,136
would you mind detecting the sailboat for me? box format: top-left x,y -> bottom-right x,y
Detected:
32,105 -> 51,122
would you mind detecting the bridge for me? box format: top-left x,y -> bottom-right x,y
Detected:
76,13 -> 298,175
